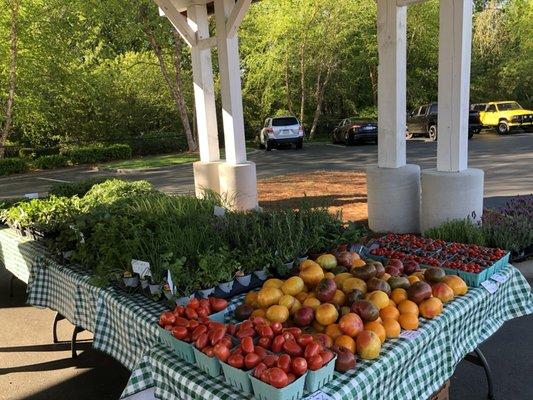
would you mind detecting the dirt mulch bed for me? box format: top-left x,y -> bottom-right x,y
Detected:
258,170 -> 368,222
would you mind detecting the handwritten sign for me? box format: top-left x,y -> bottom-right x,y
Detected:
490,273 -> 508,284
481,280 -> 499,294
132,259 -> 151,278
399,330 -> 420,340
167,270 -> 174,294
214,206 -> 226,217
304,390 -> 335,400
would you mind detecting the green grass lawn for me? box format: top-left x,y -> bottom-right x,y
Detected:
102,153 -> 199,170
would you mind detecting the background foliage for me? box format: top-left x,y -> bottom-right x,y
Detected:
0,0 -> 531,151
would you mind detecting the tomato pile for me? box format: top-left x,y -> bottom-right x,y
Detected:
370,234 -> 507,274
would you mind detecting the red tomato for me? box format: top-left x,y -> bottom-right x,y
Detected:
209,327 -> 226,346
174,317 -> 189,327
258,336 -> 272,350
268,367 -> 289,388
320,351 -> 334,365
245,353 -> 261,370
296,334 -> 314,347
227,353 -> 244,369
241,337 -> 255,354
185,307 -> 198,320
208,321 -> 224,331
198,317 -> 210,325
159,311 -> 176,326
187,320 -> 200,330
188,298 -> 200,309
171,326 -> 188,340
263,354 -> 279,368
259,325 -> 274,338
210,298 -> 228,312
191,325 -> 208,341
232,347 -> 243,356
285,327 -> 302,337
304,342 -> 321,360
260,369 -> 270,384
173,306 -> 185,316
199,298 -> 210,310
164,325 -> 173,331
281,331 -> 295,342
272,335 -> 285,353
239,321 -> 254,331
270,321 -> 283,335
282,341 -> 303,357
287,373 -> 296,384
252,316 -> 267,326
253,362 -> 268,379
236,328 -> 255,339
197,307 -> 209,318
195,333 -> 209,350
213,343 -> 230,362
277,354 -> 292,373
291,357 -> 308,376
254,345 -> 268,360
220,336 -> 233,349
227,324 -> 237,336
202,346 -> 214,357
307,354 -> 323,371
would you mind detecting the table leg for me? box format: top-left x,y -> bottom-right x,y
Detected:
465,347 -> 495,400
71,326 -> 85,359
52,312 -> 66,343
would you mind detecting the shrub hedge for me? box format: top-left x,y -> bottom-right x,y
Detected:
0,158 -> 28,176
33,155 -> 70,170
129,132 -> 188,156
49,177 -> 110,197
64,144 -> 132,164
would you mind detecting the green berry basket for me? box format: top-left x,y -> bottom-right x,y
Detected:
249,372 -> 307,400
305,355 -> 337,392
208,308 -> 228,323
158,326 -> 196,364
441,252 -> 510,287
193,347 -> 222,377
220,362 -> 253,394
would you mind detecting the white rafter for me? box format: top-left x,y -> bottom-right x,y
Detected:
155,0 -> 197,47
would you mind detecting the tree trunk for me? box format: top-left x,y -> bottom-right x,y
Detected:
309,65 -> 334,139
299,44 -> 306,126
0,0 -> 19,159
171,30 -> 197,152
284,54 -> 293,114
369,64 -> 378,107
141,11 -> 197,152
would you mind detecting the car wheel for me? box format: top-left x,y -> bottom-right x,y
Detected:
344,132 -> 352,146
265,140 -> 272,151
497,121 -> 509,135
296,139 -> 303,150
428,125 -> 438,141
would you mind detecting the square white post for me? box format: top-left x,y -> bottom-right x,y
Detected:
214,0 -> 247,165
188,4 -> 220,163
437,0 -> 472,172
377,0 -> 407,168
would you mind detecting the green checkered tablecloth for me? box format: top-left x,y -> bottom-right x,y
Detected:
122,264 -> 532,400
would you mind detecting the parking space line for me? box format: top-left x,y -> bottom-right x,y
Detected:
36,177 -> 71,183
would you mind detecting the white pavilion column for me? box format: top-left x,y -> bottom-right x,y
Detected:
367,0 -> 420,233
214,0 -> 258,210
188,4 -> 222,197
420,0 -> 484,232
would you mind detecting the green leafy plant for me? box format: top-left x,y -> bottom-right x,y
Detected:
32,155 -> 70,170
49,177 -> 110,197
424,218 -> 486,245
0,158 -> 27,175
196,247 -> 242,289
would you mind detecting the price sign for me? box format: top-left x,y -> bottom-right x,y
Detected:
214,206 -> 226,217
490,273 -> 509,284
25,193 -> 39,199
399,330 -> 420,340
481,280 -> 499,294
167,270 -> 175,294
132,259 -> 151,278
304,390 -> 335,400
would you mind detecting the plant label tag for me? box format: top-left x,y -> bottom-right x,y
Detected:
304,390 -> 335,400
400,330 -> 420,340
490,273 -> 508,284
213,206 -> 226,217
481,280 -> 499,294
167,270 -> 174,294
132,259 -> 151,278
25,193 -> 39,199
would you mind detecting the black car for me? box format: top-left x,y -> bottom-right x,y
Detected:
331,118 -> 378,145
407,102 -> 482,140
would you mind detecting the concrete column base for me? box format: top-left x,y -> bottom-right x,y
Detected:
366,164 -> 421,233
420,168 -> 484,233
193,161 -> 221,198
219,162 -> 258,211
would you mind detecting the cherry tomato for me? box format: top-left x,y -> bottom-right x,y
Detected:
272,335 -> 285,353
320,351 -> 334,365
159,311 -> 176,326
281,331 -> 295,342
236,328 -> 255,339
254,345 -> 268,360
267,367 -> 289,388
209,297 -> 228,312
260,369 -> 270,384
245,352 -> 261,370
227,353 -> 244,369
220,335 -> 233,349
173,306 -> 185,317
213,343 -> 230,362
251,316 -> 267,326
307,354 -> 323,371
241,337 -> 255,354
202,346 -> 214,357
287,373 -> 296,384
259,325 -> 274,338
296,334 -> 314,347
226,324 -> 237,336
191,325 -> 208,341
270,321 -> 283,335
209,327 -> 226,346
277,354 -> 292,373
171,326 -> 188,340
197,307 -> 209,318
187,320 -> 200,330
283,340 -> 303,357
258,336 -> 272,350
195,333 -> 209,350
174,316 -> 189,327
304,342 -> 321,359
284,327 -> 302,337
291,357 -> 308,376
253,362 -> 268,379
263,354 -> 279,368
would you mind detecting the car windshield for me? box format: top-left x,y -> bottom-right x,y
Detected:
471,104 -> 487,112
497,102 -> 522,111
272,117 -> 298,126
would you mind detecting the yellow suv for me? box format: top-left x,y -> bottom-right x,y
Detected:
476,101 -> 533,134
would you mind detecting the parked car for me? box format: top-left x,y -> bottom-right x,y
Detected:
258,116 -> 304,150
331,118 -> 378,145
407,102 -> 482,140
476,101 -> 533,134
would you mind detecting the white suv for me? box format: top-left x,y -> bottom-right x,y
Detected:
259,116 -> 304,150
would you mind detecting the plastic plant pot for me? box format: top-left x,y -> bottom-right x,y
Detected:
218,280 -> 234,294
236,274 -> 252,287
254,268 -> 268,281
123,276 -> 139,288
140,279 -> 149,289
175,294 -> 194,306
196,287 -> 215,298
149,284 -> 162,295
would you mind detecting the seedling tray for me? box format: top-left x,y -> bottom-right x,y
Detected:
158,326 -> 195,364
305,355 -> 336,392
250,372 -> 307,400
193,347 -> 222,377
220,362 -> 253,394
